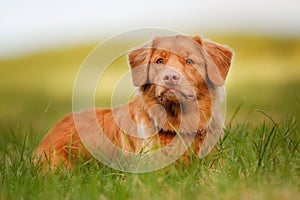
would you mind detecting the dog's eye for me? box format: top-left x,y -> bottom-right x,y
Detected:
156,58 -> 164,64
186,59 -> 194,65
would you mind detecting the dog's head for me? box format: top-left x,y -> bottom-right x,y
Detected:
128,35 -> 233,105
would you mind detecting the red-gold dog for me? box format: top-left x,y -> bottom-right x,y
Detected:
34,35 -> 233,170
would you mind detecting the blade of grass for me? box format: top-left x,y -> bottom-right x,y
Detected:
256,109 -> 278,126
19,129 -> 28,164
256,124 -> 277,172
228,100 -> 244,125
168,122 -> 189,151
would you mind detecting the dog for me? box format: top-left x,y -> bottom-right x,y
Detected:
34,35 -> 233,171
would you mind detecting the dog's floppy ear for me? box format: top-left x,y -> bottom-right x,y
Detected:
128,42 -> 153,86
193,36 -> 233,86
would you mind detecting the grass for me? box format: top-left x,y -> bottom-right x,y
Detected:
0,113 -> 299,199
0,35 -> 300,199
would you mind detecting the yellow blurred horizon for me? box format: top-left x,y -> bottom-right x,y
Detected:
0,34 -> 299,130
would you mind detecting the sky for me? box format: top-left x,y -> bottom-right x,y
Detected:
1,0 -> 300,58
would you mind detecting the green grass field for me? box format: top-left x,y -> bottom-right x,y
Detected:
0,35 -> 299,199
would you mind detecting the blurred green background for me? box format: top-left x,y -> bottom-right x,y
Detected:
0,34 -> 299,134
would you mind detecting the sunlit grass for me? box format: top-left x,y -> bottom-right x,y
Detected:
0,114 -> 299,199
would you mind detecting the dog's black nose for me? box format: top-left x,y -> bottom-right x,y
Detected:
162,71 -> 180,85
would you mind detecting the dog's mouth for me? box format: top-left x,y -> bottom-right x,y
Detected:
157,88 -> 195,102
